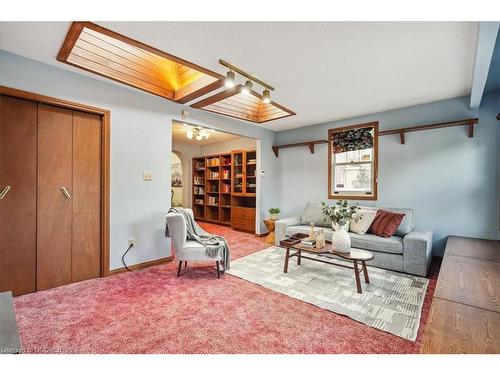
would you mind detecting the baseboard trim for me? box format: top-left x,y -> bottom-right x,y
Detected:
255,232 -> 269,237
108,256 -> 174,276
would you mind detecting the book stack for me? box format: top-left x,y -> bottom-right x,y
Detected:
300,238 -> 316,248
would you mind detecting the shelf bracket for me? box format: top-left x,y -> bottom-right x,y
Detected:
272,146 -> 279,157
308,142 -> 315,153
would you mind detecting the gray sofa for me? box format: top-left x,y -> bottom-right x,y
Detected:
275,203 -> 433,277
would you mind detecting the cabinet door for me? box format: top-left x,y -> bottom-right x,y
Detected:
72,111 -> 101,282
0,96 -> 37,296
37,104 -> 73,291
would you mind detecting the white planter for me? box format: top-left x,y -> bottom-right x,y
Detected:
331,224 -> 351,253
270,213 -> 279,220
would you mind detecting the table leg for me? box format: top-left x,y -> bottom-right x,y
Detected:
353,260 -> 362,294
283,247 -> 290,273
362,261 -> 370,283
297,250 -> 302,265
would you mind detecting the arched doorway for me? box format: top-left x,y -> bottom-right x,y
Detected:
171,152 -> 183,207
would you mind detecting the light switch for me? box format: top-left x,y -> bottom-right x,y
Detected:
143,171 -> 153,181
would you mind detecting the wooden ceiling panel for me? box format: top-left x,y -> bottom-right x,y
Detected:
191,85 -> 295,124
57,22 -> 224,103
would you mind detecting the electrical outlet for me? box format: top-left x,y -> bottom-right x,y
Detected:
128,238 -> 135,247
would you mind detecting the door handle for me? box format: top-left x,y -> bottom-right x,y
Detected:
60,186 -> 71,199
0,185 -> 11,199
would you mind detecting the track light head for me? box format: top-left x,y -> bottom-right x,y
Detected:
262,89 -> 271,104
241,80 -> 253,95
225,70 -> 235,88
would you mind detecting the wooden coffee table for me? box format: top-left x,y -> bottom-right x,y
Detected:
280,239 -> 374,294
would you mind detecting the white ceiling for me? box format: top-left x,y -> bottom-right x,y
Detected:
172,121 -> 239,145
0,22 -> 478,131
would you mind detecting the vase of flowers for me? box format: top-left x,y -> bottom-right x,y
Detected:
268,207 -> 281,221
321,200 -> 361,253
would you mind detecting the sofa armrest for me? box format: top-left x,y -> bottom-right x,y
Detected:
274,216 -> 301,246
402,230 -> 433,277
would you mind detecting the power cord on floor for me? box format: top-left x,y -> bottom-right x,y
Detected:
122,244 -> 134,271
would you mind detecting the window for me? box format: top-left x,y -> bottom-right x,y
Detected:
328,122 -> 378,200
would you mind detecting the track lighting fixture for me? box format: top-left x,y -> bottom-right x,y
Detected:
224,70 -> 235,88
262,89 -> 271,104
241,80 -> 253,95
219,60 -> 276,105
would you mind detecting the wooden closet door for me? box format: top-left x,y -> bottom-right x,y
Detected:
0,96 -> 37,296
37,104 -> 73,291
72,111 -> 101,282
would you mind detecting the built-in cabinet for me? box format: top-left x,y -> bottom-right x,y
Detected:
0,94 -> 103,296
192,148 -> 256,233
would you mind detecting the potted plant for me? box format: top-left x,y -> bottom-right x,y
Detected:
268,208 -> 281,220
321,200 -> 361,253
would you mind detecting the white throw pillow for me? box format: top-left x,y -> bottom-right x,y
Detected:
349,209 -> 378,235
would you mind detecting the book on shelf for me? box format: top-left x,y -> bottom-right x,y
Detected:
207,158 -> 220,167
194,186 -> 204,195
194,176 -> 204,185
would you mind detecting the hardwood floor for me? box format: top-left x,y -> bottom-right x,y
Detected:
420,236 -> 500,353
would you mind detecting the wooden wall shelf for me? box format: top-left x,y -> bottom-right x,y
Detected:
272,140 -> 328,157
379,118 -> 479,144
271,118 -> 479,156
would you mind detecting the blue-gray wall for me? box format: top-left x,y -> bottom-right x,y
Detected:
0,50 -> 277,269
275,91 -> 500,255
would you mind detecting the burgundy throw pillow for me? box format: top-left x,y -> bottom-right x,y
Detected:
369,210 -> 405,238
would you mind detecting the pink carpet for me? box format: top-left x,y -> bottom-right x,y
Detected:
13,223 -> 439,354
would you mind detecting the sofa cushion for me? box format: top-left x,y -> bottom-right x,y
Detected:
300,202 -> 332,228
286,225 -> 334,237
349,233 -> 403,254
177,240 -> 222,261
360,206 -> 414,237
349,209 -> 377,235
369,210 -> 405,238
285,226 -> 403,255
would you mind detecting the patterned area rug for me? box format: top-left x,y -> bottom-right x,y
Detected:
227,246 -> 428,341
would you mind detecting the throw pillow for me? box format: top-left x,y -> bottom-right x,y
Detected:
369,210 -> 405,238
349,209 -> 378,235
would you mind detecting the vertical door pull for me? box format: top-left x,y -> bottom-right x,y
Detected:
60,186 -> 71,199
0,185 -> 11,199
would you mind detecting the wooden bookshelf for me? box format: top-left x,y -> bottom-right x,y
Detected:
231,149 -> 256,233
192,153 -> 232,225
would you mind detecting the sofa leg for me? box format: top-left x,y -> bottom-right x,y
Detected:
216,261 -> 221,279
177,261 -> 182,277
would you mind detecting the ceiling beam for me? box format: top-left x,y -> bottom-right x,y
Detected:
470,22 -> 500,109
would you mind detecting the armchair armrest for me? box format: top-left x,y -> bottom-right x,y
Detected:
274,216 -> 301,246
403,230 -> 433,277
166,213 -> 187,256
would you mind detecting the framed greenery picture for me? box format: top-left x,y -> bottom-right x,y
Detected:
328,121 -> 378,200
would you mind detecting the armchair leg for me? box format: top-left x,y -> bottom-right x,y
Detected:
177,261 -> 182,277
184,261 -> 187,269
216,261 -> 221,279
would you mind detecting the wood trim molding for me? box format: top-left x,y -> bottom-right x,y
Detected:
328,121 -> 379,201
0,85 -> 111,278
108,256 -> 174,276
